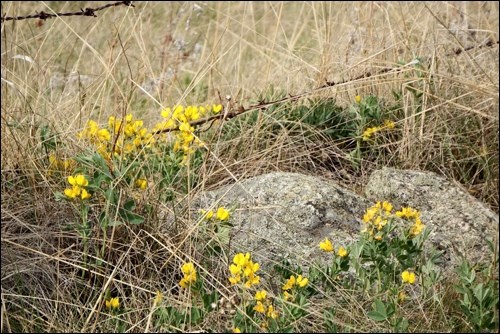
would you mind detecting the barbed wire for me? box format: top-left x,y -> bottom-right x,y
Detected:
1,2 -> 497,132
1,1 -> 134,22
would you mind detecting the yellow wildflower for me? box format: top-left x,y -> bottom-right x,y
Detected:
337,246 -> 348,257
135,178 -> 147,190
283,291 -> 294,301
381,201 -> 393,214
401,270 -> 416,284
255,290 -> 267,301
200,209 -> 214,220
355,95 -> 362,103
216,207 -> 230,221
383,119 -> 395,129
319,238 -> 334,252
105,297 -> 120,309
212,104 -> 223,113
232,328 -> 241,333
296,275 -> 308,288
362,126 -> 379,141
282,275 -> 296,291
179,262 -> 197,288
266,304 -> 279,319
253,301 -> 265,314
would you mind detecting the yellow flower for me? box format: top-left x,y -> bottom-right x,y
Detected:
255,290 -> 267,301
64,187 -> 79,199
216,207 -> 230,221
212,104 -> 223,113
179,122 -> 194,133
296,275 -> 308,288
232,328 -> 241,333
68,174 -> 88,187
355,95 -> 362,103
243,261 -> 259,277
410,221 -> 425,236
254,301 -> 265,313
80,188 -> 91,200
179,277 -> 189,288
105,297 -> 120,309
266,304 -> 278,319
233,253 -> 250,267
381,201 -> 393,214
229,275 -> 241,285
363,207 -> 378,223
319,238 -> 334,252
97,128 -> 111,142
383,119 -> 395,129
181,262 -> 196,275
396,207 -> 420,220
179,262 -> 197,288
135,178 -> 147,190
337,246 -> 348,258
200,209 -> 214,220
283,291 -> 294,301
244,273 -> 260,288
362,126 -> 379,141
282,275 -> 296,291
229,253 -> 260,288
401,270 -> 416,284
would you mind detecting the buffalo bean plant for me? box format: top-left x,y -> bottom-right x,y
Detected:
49,98 -> 497,332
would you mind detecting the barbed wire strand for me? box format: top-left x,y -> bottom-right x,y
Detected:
1,1 -> 134,22
1,2 -> 497,133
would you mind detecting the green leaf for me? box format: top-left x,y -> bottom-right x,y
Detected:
368,310 -> 388,322
118,208 -> 144,225
123,198 -> 136,211
368,299 -> 388,321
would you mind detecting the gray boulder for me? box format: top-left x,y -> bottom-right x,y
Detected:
365,167 -> 499,269
192,169 -> 498,279
193,172 -> 370,276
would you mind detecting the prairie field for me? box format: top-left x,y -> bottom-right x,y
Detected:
1,1 -> 498,332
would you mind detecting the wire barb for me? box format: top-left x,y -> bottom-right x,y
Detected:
1,1 -> 134,22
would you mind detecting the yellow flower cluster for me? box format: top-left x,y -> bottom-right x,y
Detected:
362,119 -> 395,141
396,207 -> 425,236
179,262 -> 197,288
64,174 -> 91,200
153,104 -> 222,163
105,297 -> 120,309
48,154 -> 76,175
78,114 -> 155,160
200,207 -> 231,221
281,274 -> 309,302
362,201 -> 426,239
401,270 -> 416,284
134,178 -> 147,190
319,238 -> 349,257
282,274 -> 308,291
361,201 -> 393,240
253,290 -> 278,319
229,252 -> 260,288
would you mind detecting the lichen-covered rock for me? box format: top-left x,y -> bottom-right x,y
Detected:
189,168 -> 498,281
365,167 -> 499,269
193,172 -> 371,276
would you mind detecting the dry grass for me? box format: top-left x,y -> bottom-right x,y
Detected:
1,1 -> 498,332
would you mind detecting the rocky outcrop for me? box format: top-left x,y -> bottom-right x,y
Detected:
193,169 -> 498,277
365,167 -> 499,268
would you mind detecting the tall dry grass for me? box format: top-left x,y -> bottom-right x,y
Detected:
1,1 -> 498,332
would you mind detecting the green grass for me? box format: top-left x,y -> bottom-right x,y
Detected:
1,1 -> 498,332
